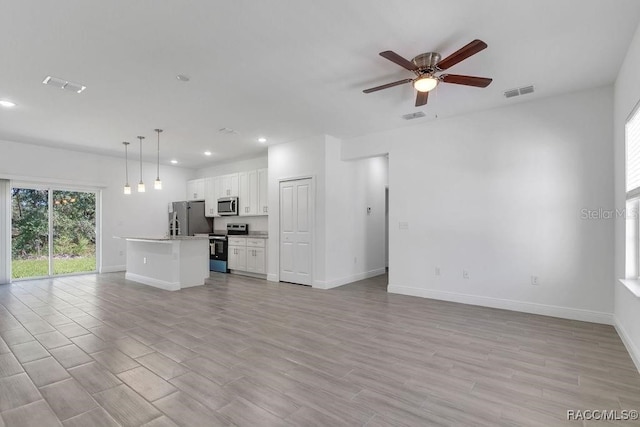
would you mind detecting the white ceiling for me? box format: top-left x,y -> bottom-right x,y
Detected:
1,0 -> 639,168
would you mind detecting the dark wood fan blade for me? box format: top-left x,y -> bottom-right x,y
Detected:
415,91 -> 429,107
441,74 -> 492,87
379,51 -> 418,71
363,78 -> 413,93
436,40 -> 488,70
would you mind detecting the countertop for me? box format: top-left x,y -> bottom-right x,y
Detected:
212,231 -> 268,239
117,236 -> 210,242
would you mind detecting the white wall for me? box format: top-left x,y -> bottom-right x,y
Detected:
0,139 -> 192,274
267,135 -> 326,283
267,134 -> 388,288
196,156 -> 267,178
212,216 -> 268,233
343,86 -> 615,324
323,136 -> 387,288
614,21 -> 640,371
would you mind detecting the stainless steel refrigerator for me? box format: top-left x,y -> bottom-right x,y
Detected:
168,201 -> 213,236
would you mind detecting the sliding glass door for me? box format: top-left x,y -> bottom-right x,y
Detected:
11,188 -> 50,278
52,190 -> 96,275
11,186 -> 97,280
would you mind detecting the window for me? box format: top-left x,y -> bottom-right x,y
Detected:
625,103 -> 640,278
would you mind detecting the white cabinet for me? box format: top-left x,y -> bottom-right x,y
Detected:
246,239 -> 266,274
238,170 -> 258,216
238,169 -> 267,216
198,169 -> 265,217
228,245 -> 247,271
227,237 -> 266,274
204,177 -> 217,217
258,168 -> 268,215
187,179 -> 205,201
218,173 -> 238,197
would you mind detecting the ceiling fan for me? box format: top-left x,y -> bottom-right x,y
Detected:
363,39 -> 493,107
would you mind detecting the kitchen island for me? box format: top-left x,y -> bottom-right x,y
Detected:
122,236 -> 209,291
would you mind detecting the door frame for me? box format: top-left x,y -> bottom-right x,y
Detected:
276,175 -> 315,286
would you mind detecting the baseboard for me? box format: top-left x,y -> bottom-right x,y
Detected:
614,316 -> 640,374
387,284 -> 614,325
314,268 -> 387,290
267,273 -> 278,282
100,265 -> 125,273
228,270 -> 267,280
125,272 -> 180,291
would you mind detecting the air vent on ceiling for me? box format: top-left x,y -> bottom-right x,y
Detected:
42,76 -> 87,94
218,127 -> 238,135
402,111 -> 426,120
504,85 -> 534,98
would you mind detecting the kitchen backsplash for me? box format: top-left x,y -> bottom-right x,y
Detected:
213,216 -> 268,232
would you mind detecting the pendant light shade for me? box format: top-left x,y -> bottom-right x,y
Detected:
154,129 -> 162,190
122,141 -> 131,195
137,136 -> 145,193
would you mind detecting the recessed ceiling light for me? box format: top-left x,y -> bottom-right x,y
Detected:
176,74 -> 190,82
170,160 -> 178,164
258,137 -> 267,143
204,151 -> 212,156
0,100 -> 16,108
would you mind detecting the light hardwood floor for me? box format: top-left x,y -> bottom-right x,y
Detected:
0,272 -> 639,426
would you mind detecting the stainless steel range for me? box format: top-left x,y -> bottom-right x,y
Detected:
208,223 -> 249,273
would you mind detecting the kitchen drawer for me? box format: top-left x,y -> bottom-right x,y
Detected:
228,237 -> 247,246
246,238 -> 265,248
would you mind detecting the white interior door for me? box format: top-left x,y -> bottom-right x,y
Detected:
279,178 -> 312,285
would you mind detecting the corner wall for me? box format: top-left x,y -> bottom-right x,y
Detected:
343,86 -> 615,324
614,21 -> 640,371
267,135 -> 388,288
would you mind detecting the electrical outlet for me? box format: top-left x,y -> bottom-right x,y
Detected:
119,250 -> 123,256
435,267 -> 440,276
143,257 -> 147,264
531,276 -> 539,285
463,270 -> 469,279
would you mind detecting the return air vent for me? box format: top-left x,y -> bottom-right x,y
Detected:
402,111 -> 426,120
504,85 -> 534,98
42,76 -> 87,94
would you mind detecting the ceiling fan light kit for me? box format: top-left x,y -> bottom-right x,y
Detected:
413,76 -> 438,92
364,39 -> 493,106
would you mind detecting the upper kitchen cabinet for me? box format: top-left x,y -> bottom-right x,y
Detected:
258,168 -> 268,215
218,173 -> 238,198
239,170 -> 258,215
238,168 -> 268,216
187,178 -> 205,201
204,177 -> 217,217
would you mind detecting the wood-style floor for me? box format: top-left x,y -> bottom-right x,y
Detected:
0,272 -> 639,427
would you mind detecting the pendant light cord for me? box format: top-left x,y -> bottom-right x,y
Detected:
138,136 -> 144,183
155,129 -> 162,179
123,141 -> 130,185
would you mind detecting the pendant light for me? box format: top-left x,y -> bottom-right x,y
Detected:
137,136 -> 145,192
154,129 -> 163,190
122,141 -> 131,195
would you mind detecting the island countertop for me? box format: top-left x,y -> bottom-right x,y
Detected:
117,236 -> 210,243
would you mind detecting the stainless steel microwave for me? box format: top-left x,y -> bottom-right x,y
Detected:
217,197 -> 238,216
